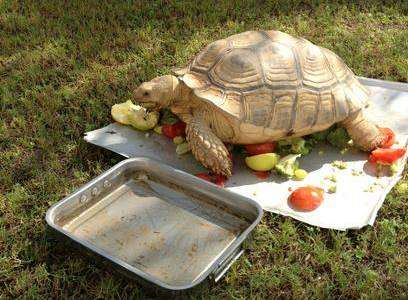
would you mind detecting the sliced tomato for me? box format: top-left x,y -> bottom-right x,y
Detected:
254,171 -> 270,179
195,172 -> 226,187
288,186 -> 324,212
379,127 -> 396,148
369,148 -> 406,165
245,142 -> 276,155
161,121 -> 186,138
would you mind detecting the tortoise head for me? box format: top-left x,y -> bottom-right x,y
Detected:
134,75 -> 179,110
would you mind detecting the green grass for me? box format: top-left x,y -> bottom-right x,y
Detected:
1,0 -> 408,298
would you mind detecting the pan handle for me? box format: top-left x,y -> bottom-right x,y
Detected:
212,248 -> 244,282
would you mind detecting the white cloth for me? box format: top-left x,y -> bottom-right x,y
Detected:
84,77 -> 408,230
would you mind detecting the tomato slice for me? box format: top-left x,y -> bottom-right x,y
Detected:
162,121 -> 186,138
245,142 -> 276,155
288,186 -> 324,212
369,148 -> 406,165
254,171 -> 270,179
379,127 -> 396,148
195,172 -> 226,187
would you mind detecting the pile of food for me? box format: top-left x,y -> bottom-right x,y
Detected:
111,100 -> 406,212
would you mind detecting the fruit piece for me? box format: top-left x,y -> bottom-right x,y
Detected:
162,121 -> 186,138
245,153 -> 280,172
245,142 -> 276,155
111,100 -> 159,130
379,127 -> 395,148
175,142 -> 191,155
127,107 -> 160,131
254,171 -> 270,179
173,136 -> 185,145
153,125 -> 162,134
195,172 -> 226,187
288,186 -> 324,212
369,148 -> 406,165
332,160 -> 347,169
328,185 -> 337,193
275,154 -> 300,177
294,169 -> 308,180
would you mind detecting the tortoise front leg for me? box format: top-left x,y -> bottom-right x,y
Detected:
341,110 -> 385,151
186,118 -> 232,177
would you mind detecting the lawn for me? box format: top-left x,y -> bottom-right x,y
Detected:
1,0 -> 408,298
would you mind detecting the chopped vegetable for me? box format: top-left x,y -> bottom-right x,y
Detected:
332,160 -> 347,170
111,100 -> 159,130
294,169 -> 308,180
278,137 -> 311,155
253,171 -> 270,179
162,121 -> 186,138
175,142 -> 190,155
369,148 -> 406,165
379,127 -> 396,148
153,125 -> 162,134
324,174 -> 337,182
327,127 -> 350,149
328,185 -> 337,193
195,172 -> 226,187
245,142 -> 276,155
390,162 -> 399,176
275,154 -> 301,177
245,153 -> 280,172
351,169 -> 363,176
173,136 -> 185,145
160,108 -> 179,125
310,127 -> 332,141
288,186 -> 324,212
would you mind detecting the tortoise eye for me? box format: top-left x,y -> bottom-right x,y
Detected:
143,91 -> 149,96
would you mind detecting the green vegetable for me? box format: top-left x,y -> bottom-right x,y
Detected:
294,169 -> 308,180
328,185 -> 337,193
278,137 -> 312,155
332,160 -> 347,170
175,142 -> 191,155
160,108 -> 179,125
327,127 -> 351,149
245,153 -> 280,171
153,125 -> 162,134
173,136 -> 185,145
310,127 -> 332,141
275,154 -> 301,177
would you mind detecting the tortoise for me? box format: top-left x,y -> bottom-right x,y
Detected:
134,30 -> 385,177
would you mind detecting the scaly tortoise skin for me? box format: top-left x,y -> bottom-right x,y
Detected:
134,30 -> 385,177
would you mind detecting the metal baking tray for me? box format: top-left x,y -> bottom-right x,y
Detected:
46,157 -> 262,291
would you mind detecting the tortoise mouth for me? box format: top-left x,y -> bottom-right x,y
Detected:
137,101 -> 161,111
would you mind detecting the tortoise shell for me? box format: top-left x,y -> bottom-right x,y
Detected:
176,30 -> 369,137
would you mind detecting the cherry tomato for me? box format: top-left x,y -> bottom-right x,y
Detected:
379,127 -> 396,148
245,142 -> 276,155
288,186 -> 324,212
369,148 -> 406,165
161,121 -> 186,138
195,173 -> 227,187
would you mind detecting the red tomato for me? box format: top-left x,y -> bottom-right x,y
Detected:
254,171 -> 270,179
162,121 -> 186,138
195,173 -> 227,187
379,127 -> 396,148
288,186 -> 324,212
369,148 -> 406,165
244,142 -> 276,155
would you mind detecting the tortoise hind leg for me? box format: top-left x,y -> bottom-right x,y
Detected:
341,110 -> 385,151
186,118 -> 232,177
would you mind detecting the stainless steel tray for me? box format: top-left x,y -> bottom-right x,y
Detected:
46,157 -> 262,291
